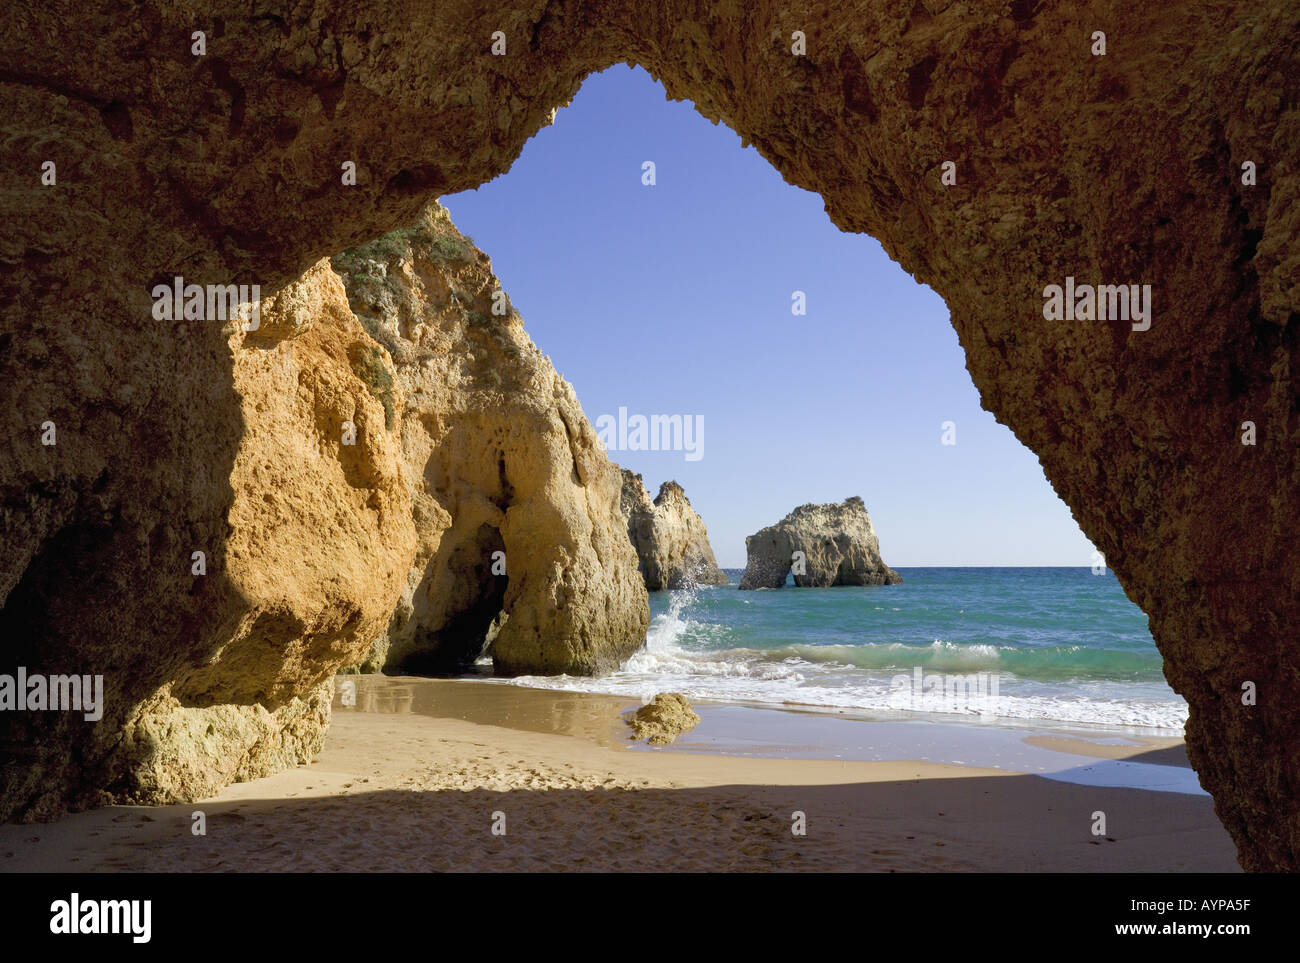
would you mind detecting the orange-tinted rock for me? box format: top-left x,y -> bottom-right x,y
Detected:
332,205 -> 649,677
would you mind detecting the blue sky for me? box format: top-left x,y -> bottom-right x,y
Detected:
443,65 -> 1097,568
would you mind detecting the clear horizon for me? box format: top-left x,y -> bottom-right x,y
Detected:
444,65 -> 1100,569
716,564 -> 1111,569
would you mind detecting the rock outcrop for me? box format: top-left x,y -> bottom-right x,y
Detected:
619,471 -> 729,590
738,498 -> 902,589
2,0 -> 1299,868
331,204 -> 649,677
624,693 -> 701,746
0,198 -> 648,818
1,245 -> 419,817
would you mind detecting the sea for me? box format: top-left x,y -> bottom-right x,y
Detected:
498,567 -> 1187,734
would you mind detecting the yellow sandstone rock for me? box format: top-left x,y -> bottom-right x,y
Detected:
625,693 -> 702,746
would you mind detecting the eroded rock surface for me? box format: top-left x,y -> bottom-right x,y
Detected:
0,199 -> 649,818
620,470 -> 729,590
739,497 -> 902,589
2,1 -> 1299,867
624,693 -> 701,746
1,245 -> 417,816
331,205 -> 649,676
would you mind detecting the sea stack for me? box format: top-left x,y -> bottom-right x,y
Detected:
619,470 -> 730,590
738,497 -> 902,589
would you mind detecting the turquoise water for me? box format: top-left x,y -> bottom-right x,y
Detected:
504,568 -> 1187,732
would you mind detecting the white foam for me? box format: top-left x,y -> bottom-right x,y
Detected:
500,590 -> 1188,733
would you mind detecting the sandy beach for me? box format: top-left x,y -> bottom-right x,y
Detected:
0,677 -> 1239,872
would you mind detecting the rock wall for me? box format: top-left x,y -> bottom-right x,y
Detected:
0,240 -> 417,816
0,195 -> 649,817
739,497 -> 902,589
1,1 -> 1299,867
619,470 -> 729,590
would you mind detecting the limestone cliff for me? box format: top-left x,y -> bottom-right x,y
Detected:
0,251 -> 418,817
739,498 -> 902,590
2,0 -> 1300,868
331,204 -> 649,676
619,470 -> 729,590
0,201 -> 648,818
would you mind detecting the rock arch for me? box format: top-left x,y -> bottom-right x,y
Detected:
1,2 -> 1298,868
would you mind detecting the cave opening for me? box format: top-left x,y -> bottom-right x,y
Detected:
3,0 -> 1290,870
439,65 -> 1099,573
394,521 -> 509,676
355,63 -> 1180,727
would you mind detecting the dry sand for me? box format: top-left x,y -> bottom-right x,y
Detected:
0,678 -> 1239,872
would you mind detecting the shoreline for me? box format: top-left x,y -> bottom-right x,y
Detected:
355,675 -> 1198,792
0,676 -> 1238,873
542,571 -> 1189,733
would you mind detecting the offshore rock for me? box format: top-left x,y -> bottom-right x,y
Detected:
619,470 -> 729,590
739,497 -> 902,589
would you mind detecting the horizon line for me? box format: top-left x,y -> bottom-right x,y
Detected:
714,563 -> 1108,569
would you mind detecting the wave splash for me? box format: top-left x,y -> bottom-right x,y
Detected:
505,579 -> 1188,732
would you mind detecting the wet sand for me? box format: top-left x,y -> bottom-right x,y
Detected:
0,676 -> 1239,872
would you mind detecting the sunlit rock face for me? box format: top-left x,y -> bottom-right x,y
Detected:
738,498 -> 901,590
2,1 -> 1299,869
0,191 -> 650,817
619,471 -> 729,590
331,205 -> 648,678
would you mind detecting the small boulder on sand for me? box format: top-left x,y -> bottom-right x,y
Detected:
625,693 -> 701,746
